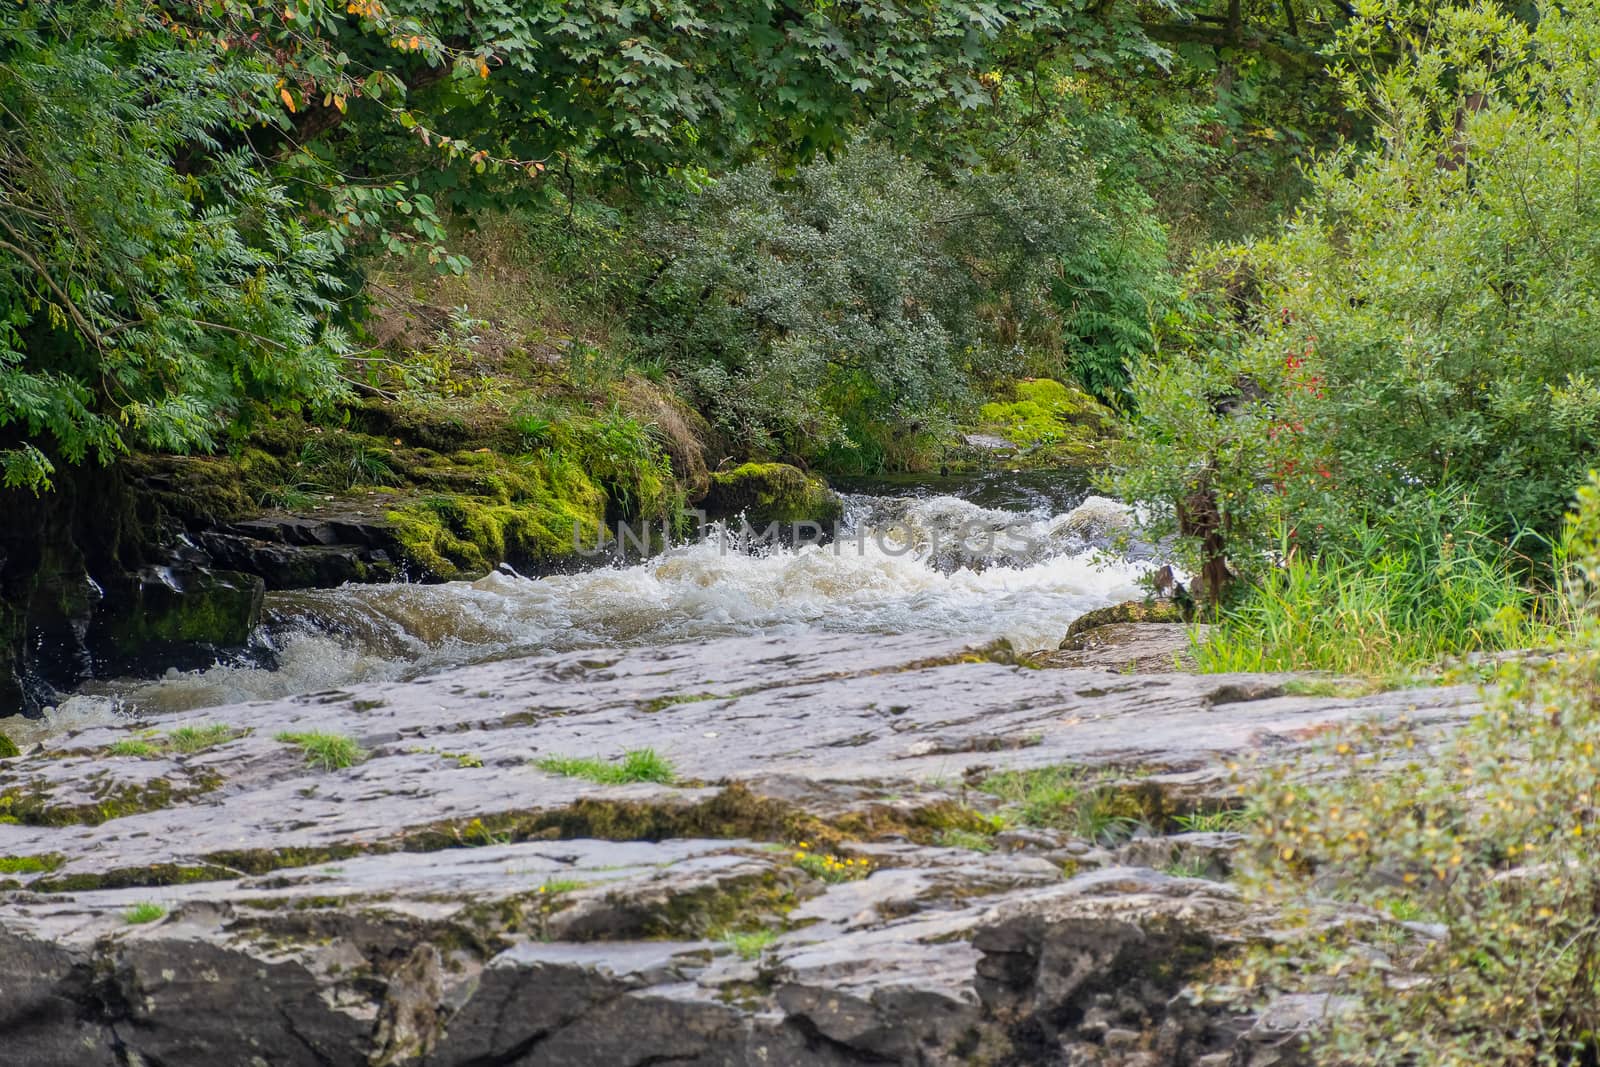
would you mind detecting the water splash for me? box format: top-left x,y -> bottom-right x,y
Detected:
35,489 -> 1156,733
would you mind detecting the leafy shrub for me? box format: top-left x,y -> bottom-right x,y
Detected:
1056,182 -> 1177,403
1111,0 -> 1600,578
1232,473 -> 1600,1065
640,141 -> 1111,470
0,4 -> 348,490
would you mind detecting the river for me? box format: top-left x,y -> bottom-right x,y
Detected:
24,472 -> 1156,739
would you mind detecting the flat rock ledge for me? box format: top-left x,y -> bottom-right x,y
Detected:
0,632 -> 1480,1066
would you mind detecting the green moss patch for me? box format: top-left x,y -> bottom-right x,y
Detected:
0,770 -> 221,827
0,852 -> 64,874
974,379 -> 1116,465
701,463 -> 843,527
388,450 -> 607,579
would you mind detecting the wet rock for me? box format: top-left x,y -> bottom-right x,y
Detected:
0,464 -> 271,717
1040,622 -> 1210,673
85,565 -> 263,676
700,462 -> 844,530
198,513 -> 400,589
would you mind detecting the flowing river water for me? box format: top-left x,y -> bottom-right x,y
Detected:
23,472 -> 1157,740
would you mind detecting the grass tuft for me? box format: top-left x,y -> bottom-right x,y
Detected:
107,723 -> 242,759
1173,808 -> 1252,833
166,724 -> 238,754
533,747 -> 675,784
275,731 -> 367,771
720,928 -> 779,960
978,765 -> 1149,843
123,902 -> 167,925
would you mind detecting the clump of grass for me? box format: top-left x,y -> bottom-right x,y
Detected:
793,842 -> 872,883
720,928 -> 779,960
166,724 -> 238,754
275,731 -> 367,770
107,724 -> 242,759
533,748 -> 675,784
123,902 -> 167,925
978,765 -> 1149,843
1163,858 -> 1213,879
0,853 -> 63,874
1194,520 -> 1569,680
537,879 -> 587,896
1173,808 -> 1252,834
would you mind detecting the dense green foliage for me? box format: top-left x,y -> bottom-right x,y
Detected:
11,0 -> 1189,489
1113,0 -> 1600,581
641,142 -> 1103,465
0,3 -> 349,489
1191,513 -> 1557,678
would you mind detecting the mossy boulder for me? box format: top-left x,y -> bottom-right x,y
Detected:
388,450 -> 608,580
969,379 -> 1118,467
1060,598 -> 1190,648
124,454 -> 256,525
700,464 -> 844,529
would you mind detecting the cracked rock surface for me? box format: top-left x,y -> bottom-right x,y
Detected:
0,632 -> 1479,1065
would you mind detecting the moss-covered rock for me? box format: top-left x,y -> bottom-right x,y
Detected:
969,378 -> 1118,467
124,454 -> 257,525
700,464 -> 844,528
388,451 -> 608,580
1060,598 -> 1190,647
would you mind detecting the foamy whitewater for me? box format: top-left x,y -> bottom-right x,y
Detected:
27,488 -> 1156,739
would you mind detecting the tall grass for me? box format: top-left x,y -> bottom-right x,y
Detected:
1194,520 -> 1574,679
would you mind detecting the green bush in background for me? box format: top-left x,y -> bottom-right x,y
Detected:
1112,0 -> 1600,582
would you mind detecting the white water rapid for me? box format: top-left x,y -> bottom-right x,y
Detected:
23,482 -> 1156,739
